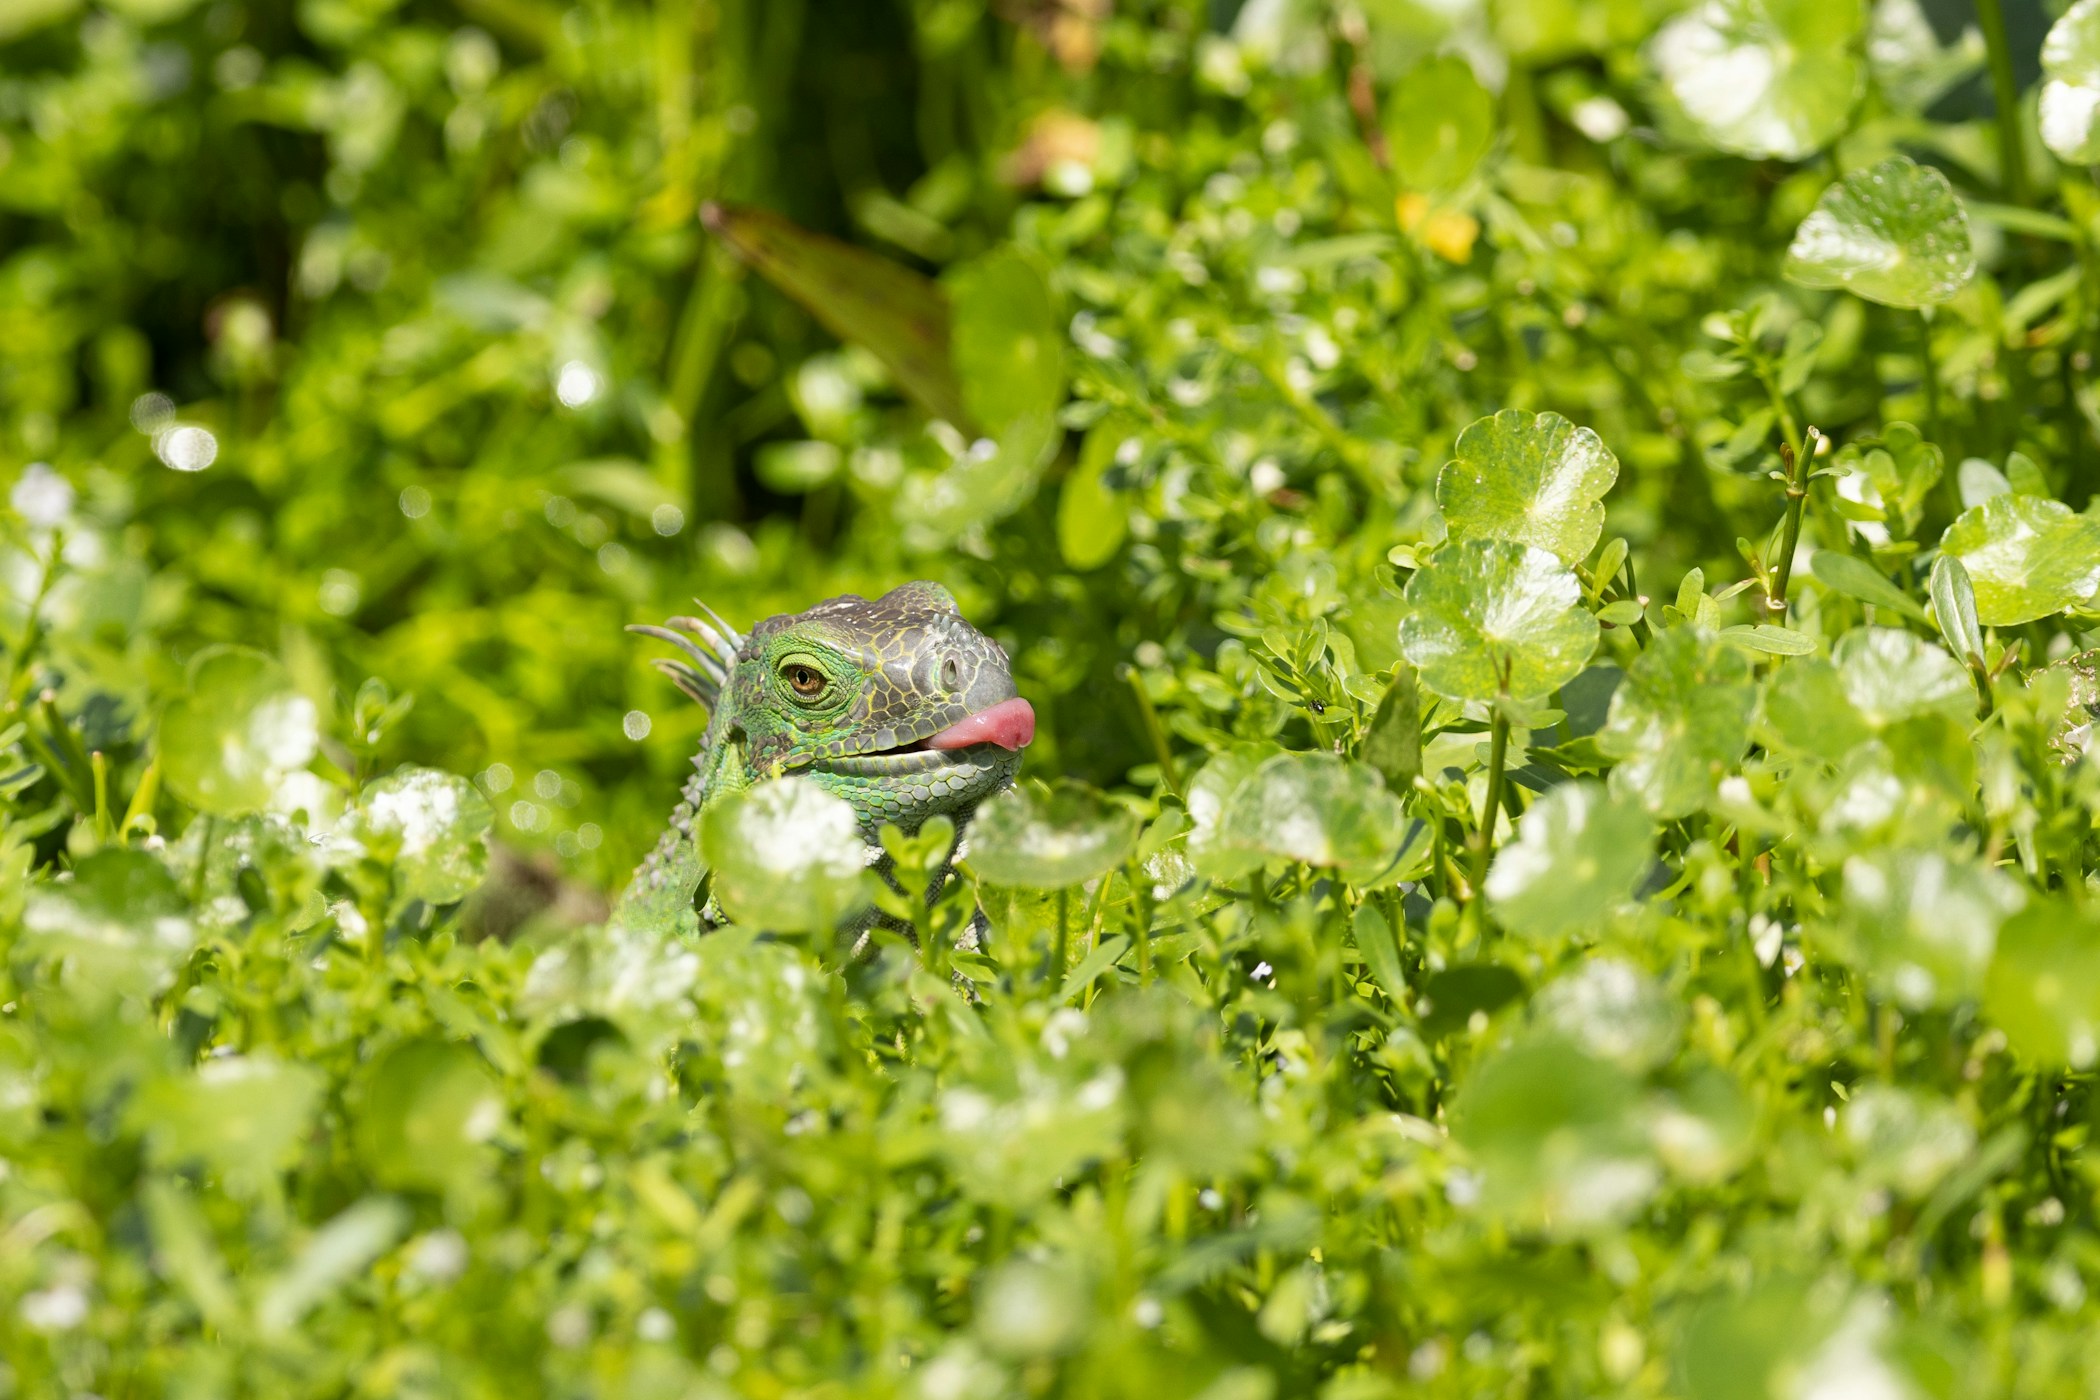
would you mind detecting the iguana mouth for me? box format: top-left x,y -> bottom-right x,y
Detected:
810,697 -> 1036,776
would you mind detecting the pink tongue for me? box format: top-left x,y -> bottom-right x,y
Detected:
925,696 -> 1036,751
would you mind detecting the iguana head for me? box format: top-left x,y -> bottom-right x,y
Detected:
634,581 -> 1034,840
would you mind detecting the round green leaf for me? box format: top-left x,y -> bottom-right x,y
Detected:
1986,901 -> 2100,1068
160,646 -> 319,816
353,1038 -> 508,1194
1649,0 -> 1864,161
132,1055 -> 324,1192
1189,750 -> 1419,887
1830,627 -> 1970,728
699,776 -> 872,934
2041,0 -> 2100,164
1486,781 -> 1654,940
964,779 -> 1139,889
338,768 -> 493,909
1782,156 -> 1975,309
1598,627 -> 1756,818
1451,1035 -> 1656,1232
1436,410 -> 1620,565
1399,538 -> 1599,703
1833,849 -> 2022,1008
1939,492 -> 2100,625
1383,56 -> 1495,194
21,849 -> 193,1000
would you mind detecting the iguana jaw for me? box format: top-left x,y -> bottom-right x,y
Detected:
790,697 -> 1035,778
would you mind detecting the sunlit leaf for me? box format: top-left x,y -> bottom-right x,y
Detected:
1929,554 -> 1985,663
1830,848 -> 2023,1007
21,849 -> 193,1000
1188,750 -> 1420,887
336,768 -> 493,909
1831,627 -> 1971,728
1809,549 -> 1928,621
1939,492 -> 2100,625
2041,0 -> 2100,164
1598,628 -> 1756,817
965,779 -> 1139,888
132,1055 -> 324,1193
1436,409 -> 1620,565
698,776 -> 873,934
1358,664 -> 1422,793
1486,781 -> 1653,940
160,646 -> 319,816
1986,900 -> 2100,1068
1650,0 -> 1865,160
1783,155 -> 1975,309
1400,538 -> 1599,703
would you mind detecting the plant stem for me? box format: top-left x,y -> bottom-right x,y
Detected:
1767,428 -> 1819,620
1918,310 -> 1944,449
1975,0 -> 2031,208
1123,665 -> 1182,799
1050,886 -> 1069,988
1468,705 -> 1510,905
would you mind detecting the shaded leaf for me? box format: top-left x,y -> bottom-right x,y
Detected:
1598,628 -> 1755,818
1486,781 -> 1654,940
352,1039 -> 507,1194
1831,848 -> 2023,1007
1384,56 -> 1495,194
1358,664 -> 1422,793
1809,549 -> 1928,621
1986,900 -> 2100,1067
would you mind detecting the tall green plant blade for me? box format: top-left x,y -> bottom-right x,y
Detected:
701,202 -> 974,432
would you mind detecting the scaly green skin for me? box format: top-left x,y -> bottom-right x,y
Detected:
618,581 -> 1023,930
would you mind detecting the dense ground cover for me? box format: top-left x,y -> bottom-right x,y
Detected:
12,0 -> 2100,1393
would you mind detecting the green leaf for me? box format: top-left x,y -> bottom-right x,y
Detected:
1436,410 -> 1620,565
1485,781 -> 1654,940
1831,627 -> 1971,728
1939,492 -> 2100,625
1598,628 -> 1756,818
1650,0 -> 1865,161
1351,902 -> 1408,1004
160,646 -> 319,816
1809,549 -> 1928,621
1400,539 -> 1600,703
132,1055 -> 324,1193
1831,849 -> 2022,1007
256,1197 -> 411,1334
1782,155 -> 1976,309
1760,659 -> 1873,762
21,849 -> 193,1001
1188,750 -> 1420,887
947,248 -> 1065,438
1383,56 -> 1496,194
964,779 -> 1140,889
703,202 -> 972,431
2041,0 -> 2100,164
352,1039 -> 507,1194
753,440 -> 842,494
1451,1035 -> 1656,1232
1358,664 -> 1422,793
1986,900 -> 2100,1067
699,778 -> 872,934
1057,421 -> 1130,571
1718,624 -> 1816,655
1929,554 -> 1985,663
337,768 -> 493,909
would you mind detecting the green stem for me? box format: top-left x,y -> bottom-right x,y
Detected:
1767,428 -> 1818,620
1975,0 -> 2031,208
1049,886 -> 1069,988
1127,860 -> 1152,988
1468,705 -> 1510,906
1122,665 -> 1182,799
1919,310 -> 1944,448
6,532 -> 64,704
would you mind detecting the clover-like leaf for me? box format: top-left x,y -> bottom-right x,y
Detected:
1598,627 -> 1756,818
1650,0 -> 1865,161
1486,781 -> 1654,941
1938,492 -> 2100,625
161,646 -> 319,816
1189,750 -> 1419,887
337,768 -> 493,909
2042,0 -> 2100,164
1832,848 -> 2023,1008
1436,410 -> 1620,565
1783,155 -> 1975,309
699,776 -> 872,934
965,779 -> 1139,889
1400,538 -> 1599,703
21,849 -> 194,1002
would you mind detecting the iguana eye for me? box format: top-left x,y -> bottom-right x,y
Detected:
782,663 -> 828,700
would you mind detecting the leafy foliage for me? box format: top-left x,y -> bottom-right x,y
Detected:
12,1 -> 2100,1395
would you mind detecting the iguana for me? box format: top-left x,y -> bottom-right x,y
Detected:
615,581 -> 1035,933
